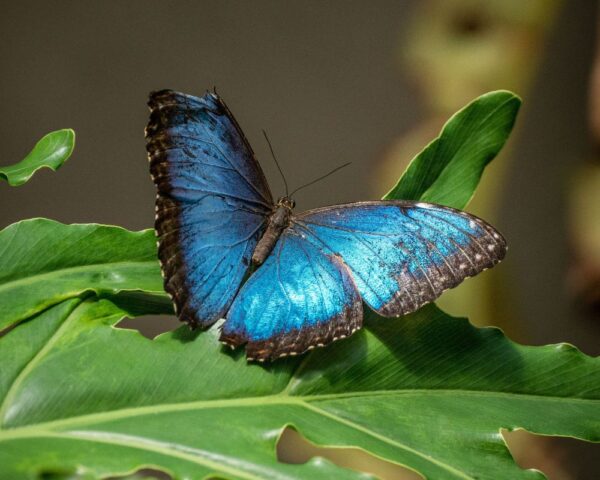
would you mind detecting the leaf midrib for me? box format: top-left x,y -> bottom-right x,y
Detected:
1,398 -> 475,480
29,430 -> 265,480
0,260 -> 162,293
4,389 -> 594,480
2,388 -> 595,436
2,154 -> 66,175
0,299 -> 85,421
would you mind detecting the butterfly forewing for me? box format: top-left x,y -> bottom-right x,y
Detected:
147,90 -> 273,328
294,201 -> 507,317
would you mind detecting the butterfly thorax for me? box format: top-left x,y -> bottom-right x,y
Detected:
251,197 -> 295,266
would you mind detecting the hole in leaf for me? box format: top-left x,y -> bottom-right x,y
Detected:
277,426 -> 423,480
503,429 -> 600,479
117,314 -> 181,339
105,467 -> 172,479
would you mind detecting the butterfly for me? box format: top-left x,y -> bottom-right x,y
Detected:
146,90 -> 507,362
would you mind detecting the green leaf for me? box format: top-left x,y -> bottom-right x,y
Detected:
0,219 -> 168,331
384,91 -> 521,208
0,129 -> 75,186
0,298 -> 597,479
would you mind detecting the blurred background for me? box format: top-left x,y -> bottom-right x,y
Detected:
1,1 -> 598,478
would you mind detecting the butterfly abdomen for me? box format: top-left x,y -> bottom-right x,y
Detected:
252,204 -> 292,266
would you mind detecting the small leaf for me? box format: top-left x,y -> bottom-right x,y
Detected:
384,91 -> 521,208
0,298 -> 597,479
0,219 -> 168,331
0,129 -> 75,186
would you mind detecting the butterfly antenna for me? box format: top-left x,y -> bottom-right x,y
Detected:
262,130 -> 289,197
290,162 -> 352,197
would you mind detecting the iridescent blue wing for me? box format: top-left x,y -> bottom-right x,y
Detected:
294,201 -> 507,317
220,228 -> 363,361
146,90 -> 273,328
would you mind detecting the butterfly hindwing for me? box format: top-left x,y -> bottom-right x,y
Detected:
147,90 -> 273,328
220,228 -> 363,361
295,201 -> 507,317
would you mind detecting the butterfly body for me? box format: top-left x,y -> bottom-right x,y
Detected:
252,197 -> 295,266
147,89 -> 507,361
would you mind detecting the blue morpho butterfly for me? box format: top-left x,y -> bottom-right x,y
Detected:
146,90 -> 507,362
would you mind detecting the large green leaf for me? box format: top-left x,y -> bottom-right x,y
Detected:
384,91 -> 521,208
0,219 -> 169,331
0,298 -> 597,479
0,129 -> 75,186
